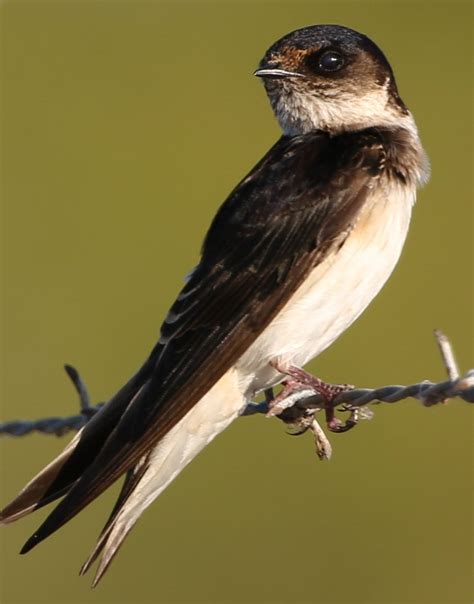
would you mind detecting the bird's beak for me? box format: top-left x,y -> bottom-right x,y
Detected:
253,68 -> 304,79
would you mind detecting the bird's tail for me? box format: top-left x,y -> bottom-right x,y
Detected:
1,365 -> 245,587
0,350 -> 157,525
0,429 -> 84,524
80,369 -> 245,586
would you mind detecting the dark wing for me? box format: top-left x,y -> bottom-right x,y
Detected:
12,129 -> 385,552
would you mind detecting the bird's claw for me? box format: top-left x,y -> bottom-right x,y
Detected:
263,361 -> 363,459
326,415 -> 357,433
268,360 -> 355,433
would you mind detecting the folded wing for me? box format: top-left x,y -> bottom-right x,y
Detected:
1,129 -> 385,578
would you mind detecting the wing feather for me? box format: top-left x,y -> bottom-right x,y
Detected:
10,129 -> 385,554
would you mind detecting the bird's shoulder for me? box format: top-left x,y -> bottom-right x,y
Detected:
202,128 -> 394,260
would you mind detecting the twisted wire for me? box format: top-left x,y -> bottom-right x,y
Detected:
0,415 -> 93,437
1,370 -> 472,437
242,370 -> 474,416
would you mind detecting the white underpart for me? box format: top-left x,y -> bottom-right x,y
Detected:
237,179 -> 415,392
99,174 -> 417,566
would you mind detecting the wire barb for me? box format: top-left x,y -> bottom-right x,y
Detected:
434,328 -> 460,381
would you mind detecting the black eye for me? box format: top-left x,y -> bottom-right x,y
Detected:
305,49 -> 346,74
318,50 -> 345,72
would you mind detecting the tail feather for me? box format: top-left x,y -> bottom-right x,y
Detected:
0,430 -> 83,524
80,456 -> 150,576
81,371 -> 245,586
90,514 -> 137,588
0,352 -> 158,525
3,365 -> 245,586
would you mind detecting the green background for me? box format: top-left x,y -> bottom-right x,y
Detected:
1,1 -> 472,603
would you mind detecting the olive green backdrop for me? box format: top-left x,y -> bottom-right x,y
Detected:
1,1 -> 472,603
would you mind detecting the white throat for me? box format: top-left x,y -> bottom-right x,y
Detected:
271,81 -> 418,138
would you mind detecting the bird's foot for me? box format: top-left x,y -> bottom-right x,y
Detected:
268,361 -> 355,433
265,379 -> 316,417
264,388 -> 332,460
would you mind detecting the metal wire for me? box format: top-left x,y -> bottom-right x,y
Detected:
1,372 -> 472,437
0,414 -> 95,437
1,331 -> 472,438
242,370 -> 474,416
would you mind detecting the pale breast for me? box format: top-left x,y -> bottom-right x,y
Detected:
237,181 -> 415,396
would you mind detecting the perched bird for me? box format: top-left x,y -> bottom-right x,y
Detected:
1,24 -> 428,585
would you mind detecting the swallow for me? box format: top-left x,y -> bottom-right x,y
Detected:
1,24 -> 429,586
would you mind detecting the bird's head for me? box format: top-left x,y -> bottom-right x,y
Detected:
255,25 -> 415,136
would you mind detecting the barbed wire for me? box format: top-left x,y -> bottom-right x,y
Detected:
1,332 -> 472,459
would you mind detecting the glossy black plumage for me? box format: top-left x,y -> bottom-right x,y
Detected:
14,127 -> 393,554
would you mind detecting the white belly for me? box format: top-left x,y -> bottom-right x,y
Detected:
236,182 -> 415,395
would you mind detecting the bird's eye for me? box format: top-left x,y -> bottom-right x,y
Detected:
306,50 -> 345,74
318,50 -> 345,72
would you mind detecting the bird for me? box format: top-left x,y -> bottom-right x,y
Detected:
0,24 -> 429,586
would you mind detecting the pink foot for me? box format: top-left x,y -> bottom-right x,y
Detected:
269,360 -> 355,433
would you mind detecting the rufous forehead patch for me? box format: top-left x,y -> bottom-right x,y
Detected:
266,45 -> 320,71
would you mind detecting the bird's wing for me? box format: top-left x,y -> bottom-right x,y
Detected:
5,129 -> 385,553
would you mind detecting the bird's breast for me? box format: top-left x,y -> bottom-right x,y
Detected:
236,180 -> 416,396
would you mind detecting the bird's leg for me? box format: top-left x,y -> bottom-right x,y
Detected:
268,360 -> 355,433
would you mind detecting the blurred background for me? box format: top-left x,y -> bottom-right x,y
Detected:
1,2 -> 472,603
